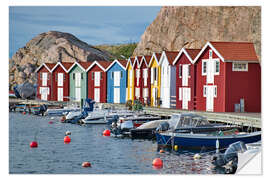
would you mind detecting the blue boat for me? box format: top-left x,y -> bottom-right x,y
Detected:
156,130 -> 261,150
155,113 -> 261,150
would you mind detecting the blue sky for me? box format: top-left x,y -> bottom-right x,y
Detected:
9,6 -> 161,58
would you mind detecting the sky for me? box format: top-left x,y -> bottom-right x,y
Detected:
9,6 -> 161,58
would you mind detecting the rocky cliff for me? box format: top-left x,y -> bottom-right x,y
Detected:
133,6 -> 261,60
9,31 -> 112,89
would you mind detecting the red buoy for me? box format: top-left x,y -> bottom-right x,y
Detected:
152,158 -> 163,169
103,129 -> 111,136
82,162 -> 91,168
22,111 -> 26,115
159,149 -> 165,153
48,121 -> 53,124
64,136 -> 71,143
30,141 -> 38,148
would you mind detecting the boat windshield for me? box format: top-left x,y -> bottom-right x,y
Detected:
169,113 -> 208,130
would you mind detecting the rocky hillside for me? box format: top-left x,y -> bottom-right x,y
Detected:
9,31 -> 112,89
133,6 -> 261,60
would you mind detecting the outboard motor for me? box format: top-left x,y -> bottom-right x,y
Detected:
156,121 -> 170,132
212,141 -> 247,174
83,98 -> 95,112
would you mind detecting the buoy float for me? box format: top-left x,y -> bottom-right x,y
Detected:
48,121 -> 53,124
65,131 -> 71,136
64,136 -> 71,144
152,158 -> 163,169
60,116 -> 66,122
159,149 -> 165,153
30,141 -> 38,148
22,111 -> 26,115
193,153 -> 201,160
174,145 -> 178,151
103,129 -> 111,136
82,162 -> 91,168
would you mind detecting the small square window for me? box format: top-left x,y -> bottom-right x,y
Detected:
179,65 -> 182,78
215,60 -> 220,74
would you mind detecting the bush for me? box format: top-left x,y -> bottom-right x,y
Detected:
132,100 -> 143,111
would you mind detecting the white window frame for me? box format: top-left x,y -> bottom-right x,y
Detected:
202,60 -> 207,76
232,62 -> 248,72
214,59 -> 220,75
179,87 -> 182,100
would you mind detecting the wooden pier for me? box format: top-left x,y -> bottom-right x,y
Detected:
103,103 -> 261,128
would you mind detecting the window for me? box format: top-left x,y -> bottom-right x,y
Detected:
214,86 -> 217,97
209,50 -> 213,59
121,71 -> 123,78
232,62 -> 248,71
202,61 -> 207,75
47,74 -> 50,80
55,74 -> 58,81
81,73 -> 83,79
188,65 -> 191,77
111,72 -> 114,79
215,60 -> 220,74
100,72 -> 102,80
73,73 -> 75,80
203,86 -> 207,97
63,74 -> 65,80
179,65 -> 182,78
92,72 -> 94,80
40,73 -> 42,80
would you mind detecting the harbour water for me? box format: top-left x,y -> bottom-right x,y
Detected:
9,112 -> 217,174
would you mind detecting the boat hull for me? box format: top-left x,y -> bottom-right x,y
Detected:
156,131 -> 261,150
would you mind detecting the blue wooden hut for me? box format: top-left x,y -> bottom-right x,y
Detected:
106,59 -> 127,103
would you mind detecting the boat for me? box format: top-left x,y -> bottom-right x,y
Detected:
118,114 -> 161,127
45,97 -> 80,116
155,113 -> 261,149
130,120 -> 168,139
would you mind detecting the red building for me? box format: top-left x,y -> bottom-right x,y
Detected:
173,48 -> 201,110
194,42 -> 261,112
133,56 -> 142,101
86,60 -> 110,103
138,55 -> 152,105
36,63 -> 56,101
50,62 -> 73,101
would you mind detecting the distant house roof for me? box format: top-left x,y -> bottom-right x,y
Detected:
149,52 -> 162,66
105,59 -> 127,71
185,49 -> 201,60
194,41 -> 259,63
161,51 -> 179,65
61,62 -> 74,71
44,63 -> 57,70
86,60 -> 111,72
36,62 -> 56,73
144,56 -> 152,65
173,48 -> 201,65
118,59 -> 128,69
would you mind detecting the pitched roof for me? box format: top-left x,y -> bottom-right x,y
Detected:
185,49 -> 201,60
78,61 -> 92,70
144,56 -> 152,65
61,62 -> 74,71
210,42 -> 258,61
164,51 -> 179,65
155,53 -> 162,62
44,63 -> 57,70
97,60 -> 111,69
118,59 -> 128,68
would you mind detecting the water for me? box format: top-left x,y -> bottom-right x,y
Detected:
9,112 -> 216,174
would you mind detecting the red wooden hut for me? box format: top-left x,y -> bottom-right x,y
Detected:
138,55 -> 152,106
86,60 -> 111,103
133,56 -> 142,101
193,41 -> 261,112
36,63 -> 56,101
172,48 -> 201,110
50,62 -> 73,101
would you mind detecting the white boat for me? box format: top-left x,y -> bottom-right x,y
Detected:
45,97 -> 80,116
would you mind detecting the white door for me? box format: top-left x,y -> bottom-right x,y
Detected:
114,87 -> 120,103
58,73 -> 63,86
114,71 -> 120,86
94,88 -> 100,103
143,69 -> 148,86
75,87 -> 81,101
42,73 -> 47,86
206,86 -> 214,111
207,60 -> 215,84
182,65 -> 189,86
182,88 -> 191,110
40,87 -> 48,101
57,88 -> 63,101
94,72 -> 100,87
75,73 -> 81,87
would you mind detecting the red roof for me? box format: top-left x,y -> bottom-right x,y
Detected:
44,63 -> 56,70
155,53 -> 162,62
185,49 -> 201,60
144,56 -> 152,65
78,61 -> 92,70
210,42 -> 258,61
164,51 -> 179,65
61,62 -> 74,71
97,60 -> 111,69
117,59 -> 128,68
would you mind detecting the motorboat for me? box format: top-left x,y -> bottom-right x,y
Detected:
155,113 -> 261,149
117,113 -> 161,127
46,98 -> 80,116
130,120 -> 168,139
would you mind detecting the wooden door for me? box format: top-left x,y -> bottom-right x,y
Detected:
42,73 -> 47,86
182,65 -> 188,86
57,88 -> 63,101
94,72 -> 100,87
114,71 -> 120,86
207,60 -> 215,84
75,87 -> 81,102
114,87 -> 120,103
94,88 -> 100,103
58,73 -> 63,86
206,86 -> 214,111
